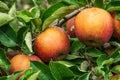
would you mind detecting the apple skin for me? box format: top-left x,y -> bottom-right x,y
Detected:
9,54 -> 30,74
66,17 -> 76,37
75,7 -> 114,47
29,55 -> 43,63
111,74 -> 120,80
112,13 -> 120,39
34,26 -> 70,62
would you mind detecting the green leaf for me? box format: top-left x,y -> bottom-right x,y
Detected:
116,12 -> 120,20
17,10 -> 32,22
0,26 -> 17,47
0,13 -> 13,27
19,69 -> 33,80
80,61 -> 89,72
111,65 -> 120,74
42,2 -> 69,21
97,54 -> 113,66
32,18 -> 42,32
58,61 -> 78,68
32,0 -> 46,17
27,71 -> 40,80
63,0 -> 79,7
109,48 -> 120,63
94,0 -> 104,8
29,6 -> 40,18
70,39 -> 85,53
0,76 -> 7,80
77,0 -> 88,6
96,54 -> 107,66
94,66 -> 105,76
47,0 -> 62,5
85,47 -> 104,57
24,32 -> 33,53
10,18 -> 26,32
30,61 -> 55,80
105,1 -> 120,11
42,2 -> 77,30
103,69 -> 111,80
0,1 -> 9,12
78,73 -> 90,80
102,58 -> 114,66
0,48 -> 10,75
17,27 -> 28,45
21,41 -> 32,54
66,54 -> 82,60
57,61 -> 86,75
49,61 -> 75,80
8,3 -> 17,17
7,71 -> 22,80
19,69 -> 39,80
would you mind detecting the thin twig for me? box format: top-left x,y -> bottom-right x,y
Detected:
57,5 -> 90,27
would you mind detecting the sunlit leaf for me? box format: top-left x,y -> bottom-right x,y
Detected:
78,72 -> 90,80
27,71 -> 40,80
17,10 -> 32,22
8,3 -> 16,17
29,6 -> 40,18
10,18 -> 26,32
7,71 -> 22,80
24,32 -> 33,53
111,65 -> 120,74
0,13 -> 13,27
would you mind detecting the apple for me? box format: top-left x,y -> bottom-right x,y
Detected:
34,26 -> 70,62
112,13 -> 120,39
29,55 -> 43,63
9,54 -> 30,74
75,7 -> 113,47
111,74 -> 120,80
66,17 -> 76,37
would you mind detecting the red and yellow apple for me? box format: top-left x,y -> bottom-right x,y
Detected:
75,7 -> 113,47
29,55 -> 43,63
34,26 -> 70,62
112,13 -> 120,39
66,17 -> 76,37
9,54 -> 30,74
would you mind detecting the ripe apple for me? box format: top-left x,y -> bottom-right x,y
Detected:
112,13 -> 120,39
34,26 -> 70,62
9,54 -> 30,74
29,55 -> 43,63
66,17 -> 76,37
75,7 -> 113,47
111,74 -> 120,80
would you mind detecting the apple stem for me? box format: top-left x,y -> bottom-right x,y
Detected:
56,4 -> 92,27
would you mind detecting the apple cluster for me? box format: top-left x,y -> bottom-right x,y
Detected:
7,7 -> 120,80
